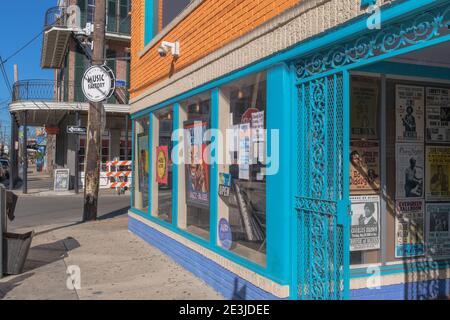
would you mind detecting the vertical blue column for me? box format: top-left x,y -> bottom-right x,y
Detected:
131,120 -> 135,208
210,88 -> 219,246
172,104 -> 180,226
148,113 -> 153,216
289,65 -> 299,299
342,70 -> 351,300
266,63 -> 292,286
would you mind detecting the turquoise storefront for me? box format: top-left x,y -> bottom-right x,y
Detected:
129,0 -> 450,300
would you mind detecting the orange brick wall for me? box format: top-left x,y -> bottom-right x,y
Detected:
130,0 -> 300,100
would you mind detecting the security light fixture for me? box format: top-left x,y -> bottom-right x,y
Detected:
158,41 -> 180,58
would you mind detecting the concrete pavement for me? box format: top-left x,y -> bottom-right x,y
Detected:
0,191 -> 223,300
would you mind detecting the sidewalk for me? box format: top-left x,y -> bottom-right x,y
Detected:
0,214 -> 223,300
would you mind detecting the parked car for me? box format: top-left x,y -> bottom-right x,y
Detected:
0,159 -> 10,180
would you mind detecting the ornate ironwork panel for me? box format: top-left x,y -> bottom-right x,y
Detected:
296,73 -> 349,300
295,2 -> 450,80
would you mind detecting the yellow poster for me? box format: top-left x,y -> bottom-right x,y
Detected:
426,146 -> 450,200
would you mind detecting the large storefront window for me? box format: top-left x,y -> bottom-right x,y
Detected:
218,72 -> 267,266
178,93 -> 211,240
350,73 -> 450,266
134,116 -> 150,212
152,107 -> 173,223
350,76 -> 382,266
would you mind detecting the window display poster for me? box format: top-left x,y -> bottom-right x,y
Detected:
350,80 -> 379,140
251,111 -> 265,142
218,172 -> 232,197
425,146 -> 450,200
156,146 -> 169,185
137,133 -> 149,193
395,200 -> 425,258
350,195 -> 381,252
184,121 -> 210,209
426,203 -> 450,259
239,123 -> 251,180
396,85 -> 425,142
350,140 -> 380,194
426,87 -> 450,143
396,144 -> 424,199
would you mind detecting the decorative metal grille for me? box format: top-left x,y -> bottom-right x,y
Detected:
295,2 -> 450,80
296,73 -> 348,300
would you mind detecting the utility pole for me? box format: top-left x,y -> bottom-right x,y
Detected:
83,0 -> 106,221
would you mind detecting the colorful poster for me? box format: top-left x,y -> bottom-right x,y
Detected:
395,200 -> 425,258
396,144 -> 424,199
137,133 -> 149,194
426,87 -> 450,143
238,123 -> 251,180
396,85 -> 425,142
156,146 -> 169,185
350,195 -> 381,252
218,172 -> 232,197
425,146 -> 450,200
350,79 -> 379,140
350,140 -> 380,194
426,203 -> 450,259
184,121 -> 210,209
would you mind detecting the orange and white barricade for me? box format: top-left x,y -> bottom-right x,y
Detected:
106,160 -> 132,193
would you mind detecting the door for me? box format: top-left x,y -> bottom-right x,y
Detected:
295,71 -> 351,300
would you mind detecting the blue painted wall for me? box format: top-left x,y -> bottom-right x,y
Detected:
129,215 -> 283,300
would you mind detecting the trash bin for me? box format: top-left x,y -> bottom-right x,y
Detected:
3,231 -> 35,275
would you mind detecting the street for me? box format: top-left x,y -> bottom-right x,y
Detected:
9,193 -> 131,230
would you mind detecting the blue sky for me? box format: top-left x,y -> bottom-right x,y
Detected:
0,0 -> 56,140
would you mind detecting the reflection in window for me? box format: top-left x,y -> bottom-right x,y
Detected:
178,94 -> 211,240
161,0 -> 191,29
133,116 -> 149,212
152,107 -> 173,223
218,72 -> 267,266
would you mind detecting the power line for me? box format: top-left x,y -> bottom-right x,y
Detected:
0,56 -> 13,97
1,30 -> 44,65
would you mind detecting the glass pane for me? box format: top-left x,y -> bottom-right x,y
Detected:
162,0 -> 191,28
152,107 -> 173,223
218,72 -> 267,266
178,93 -> 211,240
349,76 -> 382,266
133,116 -> 150,212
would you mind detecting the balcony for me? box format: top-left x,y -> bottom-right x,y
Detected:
10,80 -> 129,126
41,5 -> 131,69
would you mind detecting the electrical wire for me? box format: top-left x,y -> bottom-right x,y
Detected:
1,30 -> 45,65
0,56 -> 13,97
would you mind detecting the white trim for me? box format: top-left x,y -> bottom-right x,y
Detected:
9,101 -> 130,114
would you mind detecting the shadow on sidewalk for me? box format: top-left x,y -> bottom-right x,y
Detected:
22,237 -> 81,273
98,206 -> 130,221
0,273 -> 35,299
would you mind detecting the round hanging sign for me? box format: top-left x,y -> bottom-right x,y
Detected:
82,65 -> 116,102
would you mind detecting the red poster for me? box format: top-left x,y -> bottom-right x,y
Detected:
156,146 -> 169,185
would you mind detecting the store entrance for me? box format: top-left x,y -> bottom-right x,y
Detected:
292,2 -> 450,300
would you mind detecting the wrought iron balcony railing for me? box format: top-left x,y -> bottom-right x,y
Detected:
44,5 -> 131,37
12,80 -> 129,105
